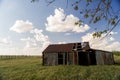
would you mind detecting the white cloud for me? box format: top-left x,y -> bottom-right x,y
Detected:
22,47 -> 43,55
30,29 -> 50,50
0,47 -> 41,56
21,37 -> 37,48
1,19 -> 50,55
110,31 -> 117,35
8,19 -> 50,55
58,42 -> 66,44
81,32 -> 120,51
109,37 -> 114,41
65,33 -> 71,36
21,28 -> 50,55
45,8 -> 90,33
10,20 -> 33,33
30,29 -> 49,42
0,37 -> 11,45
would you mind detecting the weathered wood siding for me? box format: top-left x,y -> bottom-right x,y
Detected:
43,50 -> 114,66
68,53 -> 74,64
95,50 -> 114,65
43,52 -> 75,65
43,53 -> 58,66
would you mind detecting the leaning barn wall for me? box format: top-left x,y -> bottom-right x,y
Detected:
95,50 -> 105,65
95,50 -> 114,65
102,51 -> 114,64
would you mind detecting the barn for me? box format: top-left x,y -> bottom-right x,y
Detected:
42,42 -> 114,66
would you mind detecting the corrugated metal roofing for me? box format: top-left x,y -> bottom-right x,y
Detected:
43,43 -> 75,53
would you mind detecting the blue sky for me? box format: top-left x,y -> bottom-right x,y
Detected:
0,0 -> 120,55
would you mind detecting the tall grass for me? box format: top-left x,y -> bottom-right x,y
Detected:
0,55 -> 119,80
113,51 -> 120,56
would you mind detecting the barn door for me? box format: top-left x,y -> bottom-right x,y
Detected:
89,51 -> 96,65
58,53 -> 63,64
58,53 -> 67,65
78,51 -> 89,65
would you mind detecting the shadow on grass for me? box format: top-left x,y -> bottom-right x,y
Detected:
114,62 -> 120,66
0,73 -> 3,80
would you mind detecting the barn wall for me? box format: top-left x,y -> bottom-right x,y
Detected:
95,50 -> 114,65
102,51 -> 114,64
43,53 -> 58,66
68,53 -> 74,64
43,50 -> 114,66
58,52 -> 74,65
95,51 -> 104,65
43,52 -> 75,65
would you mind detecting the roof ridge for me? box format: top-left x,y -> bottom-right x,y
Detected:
49,42 -> 89,45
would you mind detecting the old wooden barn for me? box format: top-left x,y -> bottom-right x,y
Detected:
42,42 -> 114,66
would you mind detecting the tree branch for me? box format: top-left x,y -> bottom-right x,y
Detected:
101,18 -> 120,39
45,0 -> 55,6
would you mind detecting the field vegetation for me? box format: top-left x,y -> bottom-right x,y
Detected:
0,52 -> 120,80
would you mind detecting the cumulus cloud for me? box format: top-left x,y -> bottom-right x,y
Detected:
45,8 -> 90,33
30,29 -> 50,50
81,32 -> 120,51
10,20 -> 33,33
21,28 -> 50,55
21,37 -> 37,48
30,29 -> 49,42
9,19 -> 50,55
0,37 -> 11,45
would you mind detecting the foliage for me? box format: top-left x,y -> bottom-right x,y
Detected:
31,0 -> 120,38
0,56 -> 120,80
113,51 -> 120,56
92,30 -> 107,38
113,51 -> 120,65
71,0 -> 120,38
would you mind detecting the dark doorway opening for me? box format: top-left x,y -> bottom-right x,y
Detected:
78,52 -> 89,65
89,50 -> 96,65
58,53 -> 63,64
65,53 -> 67,64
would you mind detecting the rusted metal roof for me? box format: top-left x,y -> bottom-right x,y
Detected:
43,42 -> 90,53
43,43 -> 74,53
90,48 -> 112,53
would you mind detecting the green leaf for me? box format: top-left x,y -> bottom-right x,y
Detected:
74,5 -> 79,10
84,13 -> 89,18
111,19 -> 115,25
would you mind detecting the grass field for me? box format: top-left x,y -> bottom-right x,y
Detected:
0,55 -> 120,80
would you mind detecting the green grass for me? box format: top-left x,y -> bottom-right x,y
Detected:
113,51 -> 120,56
0,55 -> 120,80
